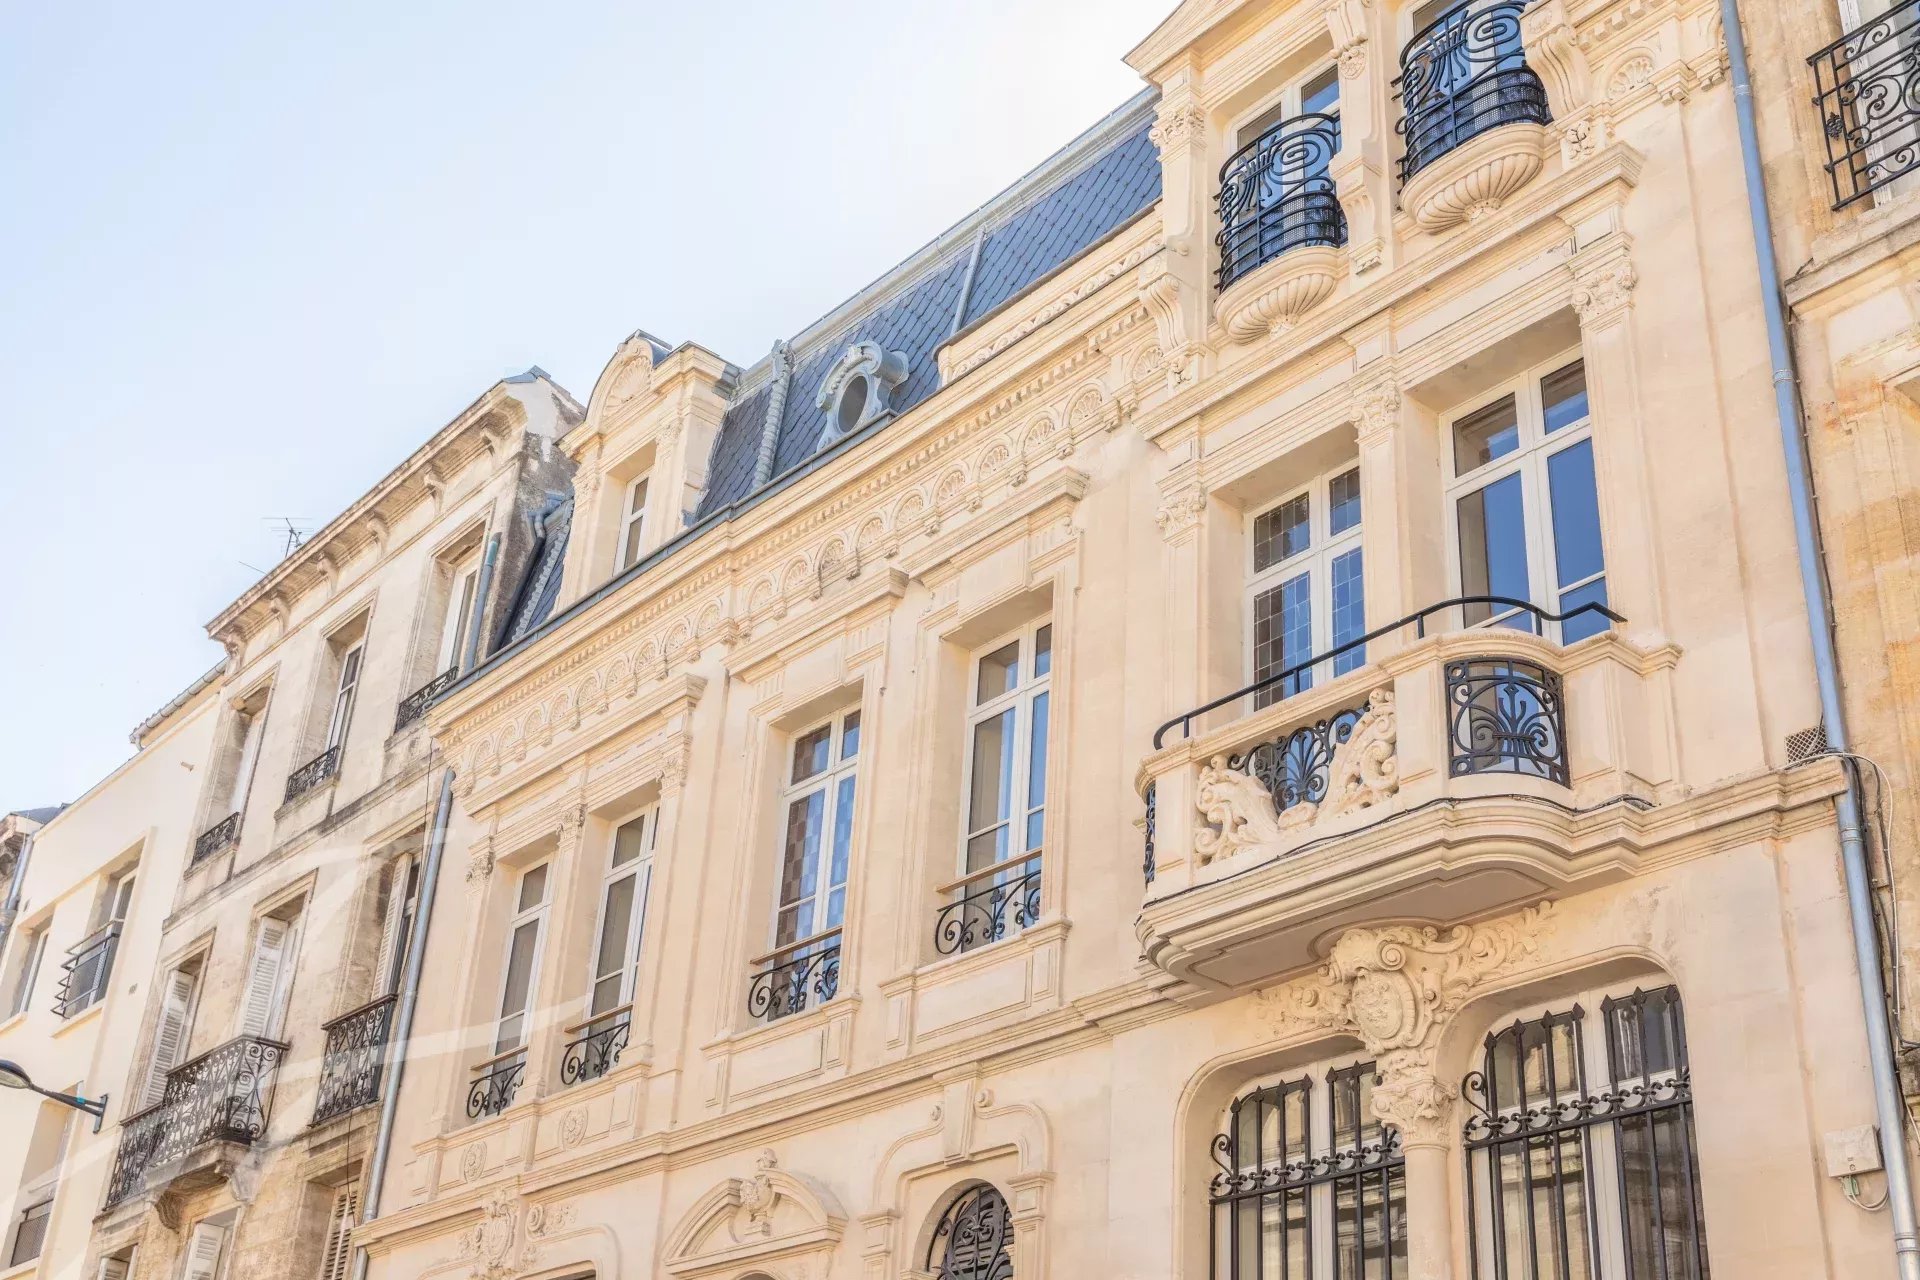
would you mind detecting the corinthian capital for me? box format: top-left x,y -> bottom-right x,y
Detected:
1570,258 -> 1638,326
1149,102 -> 1207,158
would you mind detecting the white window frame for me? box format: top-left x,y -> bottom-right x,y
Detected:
957,619 -> 1054,881
225,695 -> 271,817
101,868 -> 137,927
1231,60 -> 1342,150
6,925 -> 47,1019
1244,463 -> 1365,702
491,863 -> 551,1055
769,710 -> 862,952
436,558 -> 481,676
587,808 -> 658,1020
616,475 -> 651,572
324,641 -> 365,753
1441,348 -> 1604,641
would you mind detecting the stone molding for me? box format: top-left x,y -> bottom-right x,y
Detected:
662,1149 -> 848,1280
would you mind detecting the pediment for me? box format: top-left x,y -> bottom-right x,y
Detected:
663,1152 -> 847,1279
585,330 -> 668,429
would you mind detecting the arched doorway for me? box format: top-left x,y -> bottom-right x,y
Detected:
926,1183 -> 1014,1280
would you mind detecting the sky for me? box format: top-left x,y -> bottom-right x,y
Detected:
0,0 -> 1174,809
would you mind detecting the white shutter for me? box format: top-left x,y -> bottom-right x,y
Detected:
227,708 -> 267,814
143,969 -> 199,1107
238,919 -> 292,1038
181,1223 -> 227,1280
372,866 -> 402,995
316,1187 -> 359,1280
97,1257 -> 131,1280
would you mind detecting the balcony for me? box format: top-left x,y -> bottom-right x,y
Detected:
560,1006 -> 632,1085
1136,598 -> 1675,991
104,1034 -> 288,1208
1810,0 -> 1920,209
1214,113 -> 1345,341
283,745 -> 341,805
933,855 -> 1042,957
746,929 -> 841,1023
191,812 -> 240,868
53,922 -> 119,1019
1394,1 -> 1550,230
395,666 -> 459,732
311,994 -> 396,1125
466,1049 -> 527,1120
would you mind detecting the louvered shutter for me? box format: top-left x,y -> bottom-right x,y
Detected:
237,918 -> 291,1038
96,1256 -> 131,1280
143,968 -> 199,1107
316,1187 -> 359,1280
374,860 -> 415,996
181,1223 -> 227,1280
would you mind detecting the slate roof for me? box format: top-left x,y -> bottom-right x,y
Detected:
500,88 -> 1161,640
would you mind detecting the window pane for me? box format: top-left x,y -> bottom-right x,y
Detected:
1547,439 -> 1605,589
1302,65 -> 1340,115
595,877 -> 635,986
1253,573 -> 1315,702
1328,467 -> 1362,535
498,919 -> 540,1038
1025,690 -> 1050,851
621,515 -> 645,569
611,816 -> 649,866
830,775 -> 856,895
1330,548 -> 1366,675
1253,493 -> 1312,572
840,710 -> 861,759
517,865 -> 549,912
1558,578 -> 1611,643
1453,395 -> 1521,473
1457,473 -> 1531,624
791,724 -> 832,783
1033,623 -> 1052,677
778,792 -> 825,915
976,642 -> 1019,704
1542,361 -> 1590,434
967,707 -> 1016,870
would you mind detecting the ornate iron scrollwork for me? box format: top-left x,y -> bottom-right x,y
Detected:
1215,112 -> 1346,292
560,1013 -> 632,1085
1227,705 -> 1367,812
933,859 -> 1042,957
311,994 -> 397,1125
192,812 -> 241,866
466,1054 -> 527,1119
1810,0 -> 1920,208
103,1033 -> 288,1207
928,1183 -> 1015,1280
746,936 -> 841,1022
1445,657 -> 1568,784
394,665 -> 460,732
1395,0 -> 1549,180
283,745 -> 341,805
1142,782 -> 1157,886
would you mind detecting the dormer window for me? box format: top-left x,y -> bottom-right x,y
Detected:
816,342 -> 909,447
617,476 -> 650,572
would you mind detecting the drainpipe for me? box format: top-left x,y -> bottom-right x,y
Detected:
351,535 -> 498,1280
0,832 -> 35,960
1720,0 -> 1920,1269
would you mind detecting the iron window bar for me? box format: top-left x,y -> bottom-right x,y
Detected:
103,1033 -> 288,1207
1152,595 -> 1623,749
310,993 -> 398,1125
8,1199 -> 50,1267
53,922 -> 121,1019
745,928 -> 842,1023
466,1048 -> 528,1120
394,665 -> 460,732
1394,0 -> 1550,183
1808,0 -> 1920,209
560,1003 -> 633,1085
283,745 -> 341,805
1216,112 -> 1347,292
191,812 -> 241,867
933,853 -> 1043,957
1446,656 -> 1569,784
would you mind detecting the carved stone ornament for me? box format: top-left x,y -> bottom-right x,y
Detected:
1337,38 -> 1368,79
1351,379 -> 1402,439
1570,258 -> 1638,325
457,1187 -> 520,1280
1149,101 -> 1207,155
1399,122 -> 1547,231
1155,487 -> 1207,541
815,341 -> 909,446
465,841 -> 495,890
559,1105 -> 588,1149
1218,244 -> 1345,344
1322,689 -> 1398,817
740,1149 -> 779,1233
1256,903 -> 1554,1142
662,1149 -> 848,1280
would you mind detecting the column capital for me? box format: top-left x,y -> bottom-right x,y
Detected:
1569,254 -> 1638,327
1348,374 -> 1402,443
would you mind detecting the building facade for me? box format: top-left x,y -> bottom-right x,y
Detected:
3,2 -> 1919,1280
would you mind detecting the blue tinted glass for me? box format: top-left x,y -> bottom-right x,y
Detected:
1547,440 -> 1605,588
830,776 -> 855,889
1328,468 -> 1362,535
1254,494 -> 1312,571
1252,573 -> 1316,706
1457,472 -> 1531,624
1558,578 -> 1611,643
1330,549 -> 1366,675
1542,362 -> 1590,434
1302,68 -> 1340,117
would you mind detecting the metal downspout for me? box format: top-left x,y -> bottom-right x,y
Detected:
352,533 -> 498,1280
1720,0 -> 1920,1268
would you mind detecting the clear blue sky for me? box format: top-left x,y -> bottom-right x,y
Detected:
0,0 -> 1172,808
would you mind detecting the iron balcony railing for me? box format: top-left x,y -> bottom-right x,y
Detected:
467,1048 -> 527,1120
560,1005 -> 632,1085
283,745 -> 341,805
746,928 -> 841,1023
394,666 -> 460,732
104,1034 -> 288,1207
311,993 -> 397,1125
933,854 -> 1043,957
53,922 -> 120,1019
1216,112 -> 1346,291
1810,0 -> 1920,208
1395,0 -> 1550,182
192,812 -> 241,867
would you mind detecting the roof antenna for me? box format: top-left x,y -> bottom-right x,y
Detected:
265,516 -> 313,558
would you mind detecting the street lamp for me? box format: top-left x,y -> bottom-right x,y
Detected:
0,1060 -> 108,1132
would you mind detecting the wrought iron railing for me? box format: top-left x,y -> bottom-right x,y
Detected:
311,993 -> 397,1125
1142,782 -> 1158,886
104,1034 -> 288,1207
1151,595 -> 1621,748
192,812 -> 241,866
1810,0 -> 1920,208
1396,0 -> 1550,182
467,1050 -> 526,1120
746,930 -> 841,1022
8,1198 -> 50,1266
560,1007 -> 632,1084
933,855 -> 1043,956
1216,112 -> 1346,291
284,746 -> 341,804
1445,656 -> 1568,784
394,666 -> 460,732
54,922 -> 120,1018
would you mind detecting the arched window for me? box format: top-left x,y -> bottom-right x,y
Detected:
927,1183 -> 1014,1280
1210,1055 -> 1406,1279
1462,983 -> 1708,1280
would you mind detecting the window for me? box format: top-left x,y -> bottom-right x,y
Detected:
316,1185 -> 359,1280
749,714 -> 859,1020
97,866 -> 137,931
1248,466 -> 1365,707
928,1183 -> 1015,1280
1219,66 -> 1344,290
586,811 -> 657,1024
9,1099 -> 74,1266
224,696 -> 270,818
374,857 -> 420,997
1463,984 -> 1708,1280
237,910 -> 300,1040
141,962 -> 202,1106
1211,1058 -> 1407,1280
1446,357 -> 1608,643
8,1198 -> 50,1266
493,864 -> 550,1056
96,1250 -> 135,1280
1237,65 -> 1341,149
180,1220 -> 229,1280
1399,0 -> 1542,180
437,559 -> 481,676
617,476 -> 650,572
325,641 -> 365,752
5,924 -> 46,1018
